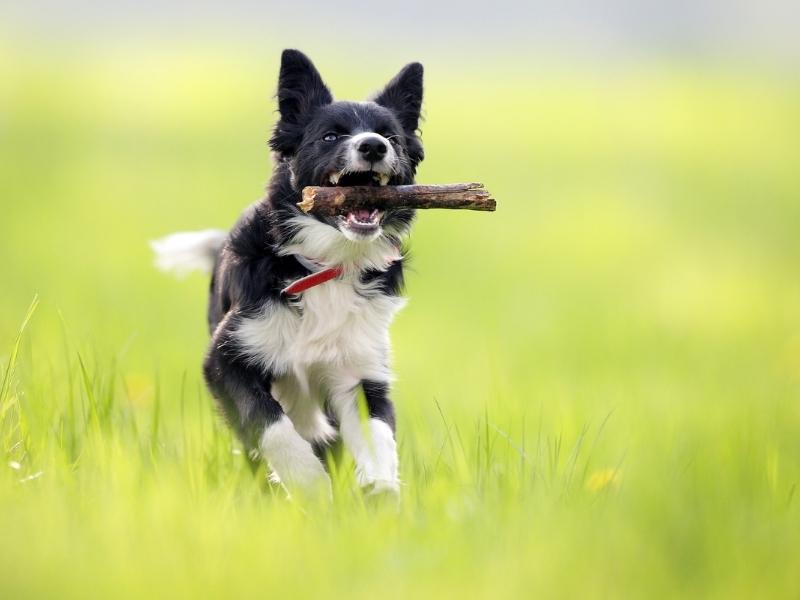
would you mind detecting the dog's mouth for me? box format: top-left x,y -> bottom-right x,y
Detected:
325,170 -> 388,238
341,208 -> 382,235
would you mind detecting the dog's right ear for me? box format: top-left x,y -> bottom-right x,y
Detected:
270,49 -> 333,156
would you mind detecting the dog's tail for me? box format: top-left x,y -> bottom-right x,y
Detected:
150,229 -> 227,277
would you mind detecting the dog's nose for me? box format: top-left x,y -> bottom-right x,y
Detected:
357,137 -> 388,162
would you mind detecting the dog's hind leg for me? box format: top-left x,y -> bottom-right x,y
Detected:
203,313 -> 331,499
330,376 -> 399,496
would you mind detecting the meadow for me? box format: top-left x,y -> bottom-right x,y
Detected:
2,47 -> 799,597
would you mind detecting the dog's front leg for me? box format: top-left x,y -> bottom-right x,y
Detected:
204,313 -> 331,499
331,377 -> 399,496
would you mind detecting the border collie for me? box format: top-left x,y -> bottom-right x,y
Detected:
152,49 -> 424,499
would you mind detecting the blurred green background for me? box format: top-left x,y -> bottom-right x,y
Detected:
2,3 -> 800,597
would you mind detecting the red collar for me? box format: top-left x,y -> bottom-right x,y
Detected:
281,265 -> 344,295
281,252 -> 401,296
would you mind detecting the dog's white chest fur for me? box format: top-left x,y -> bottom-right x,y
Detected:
236,275 -> 406,383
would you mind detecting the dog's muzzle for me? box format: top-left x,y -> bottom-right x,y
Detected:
324,132 -> 398,241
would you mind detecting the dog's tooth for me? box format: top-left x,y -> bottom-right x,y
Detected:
379,174 -> 390,186
329,172 -> 341,185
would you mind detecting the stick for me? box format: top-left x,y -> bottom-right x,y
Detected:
298,183 -> 496,216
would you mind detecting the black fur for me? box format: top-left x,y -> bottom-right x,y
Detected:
361,380 -> 396,432
203,49 -> 424,456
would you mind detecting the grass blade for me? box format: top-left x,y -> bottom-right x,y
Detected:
0,294 -> 40,419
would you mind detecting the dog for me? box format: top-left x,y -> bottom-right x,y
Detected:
152,49 -> 424,498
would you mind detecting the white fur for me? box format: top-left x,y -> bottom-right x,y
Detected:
279,215 -> 401,273
239,277 -> 404,490
237,276 -> 405,380
272,374 -> 337,443
150,229 -> 227,276
339,412 -> 399,494
326,375 -> 399,493
259,416 -> 331,497
238,223 -> 406,491
344,132 -> 398,174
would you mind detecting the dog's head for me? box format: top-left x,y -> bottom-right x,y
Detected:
270,49 -> 424,243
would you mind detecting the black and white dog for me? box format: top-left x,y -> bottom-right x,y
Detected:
152,49 -> 424,498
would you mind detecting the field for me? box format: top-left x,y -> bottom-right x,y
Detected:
2,47 -> 800,598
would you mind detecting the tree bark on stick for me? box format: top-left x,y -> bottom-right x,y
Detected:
298,183 -> 496,216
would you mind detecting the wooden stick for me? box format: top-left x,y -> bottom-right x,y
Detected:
298,183 -> 496,216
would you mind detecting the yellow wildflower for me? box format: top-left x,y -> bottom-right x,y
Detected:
586,468 -> 620,492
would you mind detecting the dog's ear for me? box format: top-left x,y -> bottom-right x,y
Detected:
373,62 -> 423,133
270,49 -> 333,156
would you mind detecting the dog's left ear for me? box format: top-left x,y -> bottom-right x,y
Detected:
374,62 -> 424,133
270,49 -> 333,156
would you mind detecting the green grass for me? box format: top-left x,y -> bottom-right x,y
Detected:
2,47 -> 800,598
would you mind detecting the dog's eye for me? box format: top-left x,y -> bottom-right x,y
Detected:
322,133 -> 338,142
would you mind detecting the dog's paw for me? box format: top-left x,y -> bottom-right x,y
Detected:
356,466 -> 400,503
361,479 -> 401,511
352,419 -> 399,497
261,417 -> 333,502
270,466 -> 332,503
360,477 -> 399,496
